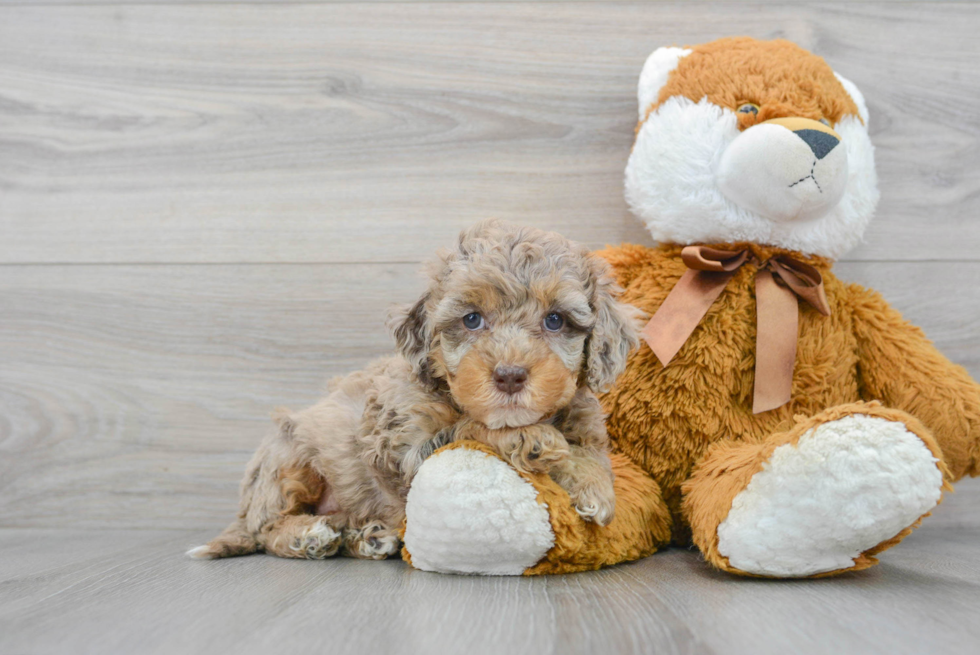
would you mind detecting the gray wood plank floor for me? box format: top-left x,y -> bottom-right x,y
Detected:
3,2 -> 980,654
2,481 -> 979,655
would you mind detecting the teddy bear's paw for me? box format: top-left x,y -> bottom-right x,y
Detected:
404,446 -> 555,575
343,521 -> 400,560
496,423 -> 570,474
716,414 -> 944,577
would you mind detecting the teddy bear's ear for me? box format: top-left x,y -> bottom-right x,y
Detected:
584,257 -> 644,393
637,46 -> 692,119
387,293 -> 436,388
834,72 -> 870,125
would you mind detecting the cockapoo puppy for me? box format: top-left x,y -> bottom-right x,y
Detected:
189,219 -> 641,561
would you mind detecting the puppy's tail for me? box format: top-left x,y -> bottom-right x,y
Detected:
186,520 -> 259,559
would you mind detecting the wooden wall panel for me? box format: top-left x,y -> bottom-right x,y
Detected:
2,1 -> 978,529
1,3 -> 978,264
2,2 -> 979,651
1,261 -> 976,528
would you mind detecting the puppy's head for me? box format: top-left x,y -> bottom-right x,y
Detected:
388,219 -> 640,429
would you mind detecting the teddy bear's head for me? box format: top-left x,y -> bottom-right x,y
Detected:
625,37 -> 878,259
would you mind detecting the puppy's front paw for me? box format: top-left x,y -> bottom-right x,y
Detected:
497,424 -> 569,474
570,479 -> 616,527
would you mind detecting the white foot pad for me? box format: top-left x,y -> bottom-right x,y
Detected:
404,448 -> 554,575
717,414 -> 943,577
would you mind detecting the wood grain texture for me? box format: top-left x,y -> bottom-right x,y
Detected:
0,0 -> 691,3
1,3 -> 979,652
1,2 -> 980,263
0,260 -> 978,529
1,482 -> 979,655
0,263 -> 424,528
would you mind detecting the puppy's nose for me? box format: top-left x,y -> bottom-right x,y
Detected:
493,366 -> 528,394
793,129 -> 839,160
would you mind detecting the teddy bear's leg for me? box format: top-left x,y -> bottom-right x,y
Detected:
682,401 -> 951,578
402,440 -> 672,575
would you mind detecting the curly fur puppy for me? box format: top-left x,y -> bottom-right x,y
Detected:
189,219 -> 641,561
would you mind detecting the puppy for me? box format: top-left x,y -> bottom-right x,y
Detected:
189,219 -> 641,561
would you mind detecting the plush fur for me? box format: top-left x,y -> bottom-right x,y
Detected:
401,36 -> 979,578
715,413 -> 944,576
403,441 -> 673,575
190,219 -> 640,560
626,38 -> 879,259
595,239 -> 978,576
607,38 -> 980,576
403,444 -> 556,575
683,403 -> 951,577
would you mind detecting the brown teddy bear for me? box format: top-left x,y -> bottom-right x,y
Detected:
400,37 -> 980,577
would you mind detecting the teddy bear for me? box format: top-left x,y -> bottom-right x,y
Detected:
399,37 -> 980,578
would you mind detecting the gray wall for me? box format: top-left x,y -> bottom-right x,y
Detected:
2,1 -> 979,530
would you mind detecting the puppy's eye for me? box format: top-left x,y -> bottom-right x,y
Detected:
819,117 -> 831,127
737,103 -> 759,115
543,312 -> 564,332
462,312 -> 485,331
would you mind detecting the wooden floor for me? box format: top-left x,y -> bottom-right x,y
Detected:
3,1 -> 980,653
2,482 -> 979,655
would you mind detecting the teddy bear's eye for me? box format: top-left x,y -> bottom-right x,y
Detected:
737,103 -> 759,115
819,118 -> 831,127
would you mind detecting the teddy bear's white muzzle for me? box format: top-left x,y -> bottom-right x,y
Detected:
716,118 -> 848,224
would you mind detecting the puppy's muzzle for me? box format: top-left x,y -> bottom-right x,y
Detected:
715,116 -> 848,224
493,365 -> 528,395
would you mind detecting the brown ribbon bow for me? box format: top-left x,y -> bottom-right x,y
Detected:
641,245 -> 831,414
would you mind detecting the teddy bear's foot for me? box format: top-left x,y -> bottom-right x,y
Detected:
717,414 -> 942,576
403,442 -> 556,575
402,441 -> 673,575
685,402 -> 949,577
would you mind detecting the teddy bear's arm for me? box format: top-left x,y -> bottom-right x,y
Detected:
849,283 -> 980,480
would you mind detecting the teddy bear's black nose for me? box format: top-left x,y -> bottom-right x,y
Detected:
794,129 -> 839,160
494,366 -> 528,394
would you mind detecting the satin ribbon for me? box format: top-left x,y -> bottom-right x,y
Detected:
641,246 -> 831,414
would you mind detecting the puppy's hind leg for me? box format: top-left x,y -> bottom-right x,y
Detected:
257,460 -> 347,559
343,521 -> 401,560
187,519 -> 260,559
189,411 -> 335,560
260,514 -> 344,559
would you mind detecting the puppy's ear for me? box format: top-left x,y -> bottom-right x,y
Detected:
387,293 -> 435,388
585,257 -> 643,393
